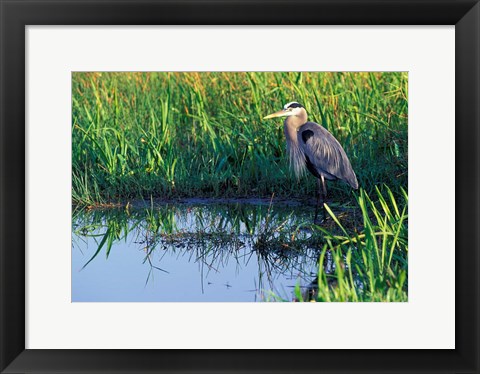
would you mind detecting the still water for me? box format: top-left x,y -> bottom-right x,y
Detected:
72,200 -> 331,302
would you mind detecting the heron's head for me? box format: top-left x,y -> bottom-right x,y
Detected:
263,102 -> 305,120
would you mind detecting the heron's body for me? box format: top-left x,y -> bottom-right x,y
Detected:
264,102 -> 358,223
285,119 -> 358,189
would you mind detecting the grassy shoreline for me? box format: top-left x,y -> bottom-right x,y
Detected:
72,72 -> 407,206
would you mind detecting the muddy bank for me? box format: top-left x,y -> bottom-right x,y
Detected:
79,196 -> 309,211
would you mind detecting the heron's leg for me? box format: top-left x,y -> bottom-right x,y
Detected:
321,175 -> 327,222
314,178 -> 322,223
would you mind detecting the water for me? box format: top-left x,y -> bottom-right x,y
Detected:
72,200 -> 333,302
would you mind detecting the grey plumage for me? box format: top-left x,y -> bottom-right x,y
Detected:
298,122 -> 358,189
264,101 -> 358,223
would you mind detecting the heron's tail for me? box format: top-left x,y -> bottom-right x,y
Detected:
350,177 -> 359,190
345,170 -> 359,190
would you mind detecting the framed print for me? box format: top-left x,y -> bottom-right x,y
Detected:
1,0 -> 479,373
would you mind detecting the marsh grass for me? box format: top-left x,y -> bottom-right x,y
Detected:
311,186 -> 408,302
72,72 -> 407,205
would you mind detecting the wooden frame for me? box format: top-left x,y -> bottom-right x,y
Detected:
1,0 -> 478,372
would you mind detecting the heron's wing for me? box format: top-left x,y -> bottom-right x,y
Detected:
298,122 -> 358,189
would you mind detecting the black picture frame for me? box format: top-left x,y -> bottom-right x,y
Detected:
1,0 -> 478,373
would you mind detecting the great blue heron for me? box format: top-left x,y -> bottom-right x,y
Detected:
264,102 -> 358,223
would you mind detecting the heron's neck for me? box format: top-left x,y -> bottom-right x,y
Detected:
283,110 -> 308,147
283,110 -> 308,178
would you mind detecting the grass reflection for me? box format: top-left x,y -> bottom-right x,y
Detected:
73,187 -> 408,301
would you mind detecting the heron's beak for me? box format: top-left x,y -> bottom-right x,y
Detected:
263,109 -> 288,119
